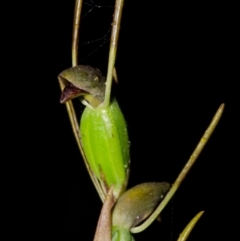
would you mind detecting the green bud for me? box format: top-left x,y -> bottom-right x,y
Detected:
80,98 -> 130,198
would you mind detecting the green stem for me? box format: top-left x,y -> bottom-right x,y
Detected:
131,104 -> 225,233
104,0 -> 124,108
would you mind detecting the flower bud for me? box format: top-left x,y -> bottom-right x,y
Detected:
59,65 -> 130,198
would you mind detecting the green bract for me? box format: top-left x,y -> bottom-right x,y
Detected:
80,98 -> 130,198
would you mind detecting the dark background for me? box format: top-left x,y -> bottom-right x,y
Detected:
12,1 -> 238,240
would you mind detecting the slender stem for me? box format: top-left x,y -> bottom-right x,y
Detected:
59,0 -> 106,202
130,104 -> 225,233
71,0 -> 106,202
72,0 -> 83,67
103,0 -> 124,107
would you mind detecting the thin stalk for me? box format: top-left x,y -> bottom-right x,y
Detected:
72,0 -> 82,67
103,0 -> 124,108
131,104 -> 225,233
71,0 -> 105,202
58,0 -> 105,202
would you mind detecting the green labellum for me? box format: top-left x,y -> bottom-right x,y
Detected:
80,98 -> 130,198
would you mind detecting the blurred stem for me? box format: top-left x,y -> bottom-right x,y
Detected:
104,0 -> 124,108
131,104 -> 225,233
72,0 -> 82,67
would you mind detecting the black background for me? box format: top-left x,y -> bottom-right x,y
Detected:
11,1 -> 238,240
